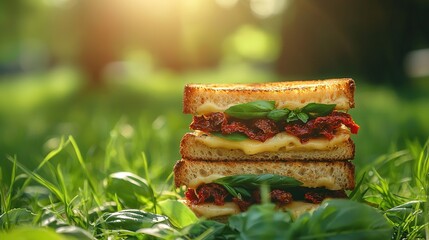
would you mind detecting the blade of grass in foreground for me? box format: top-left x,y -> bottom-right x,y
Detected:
418,141 -> 429,240
408,139 -> 429,239
68,136 -> 101,206
0,156 -> 17,230
15,137 -> 70,200
7,156 -> 65,203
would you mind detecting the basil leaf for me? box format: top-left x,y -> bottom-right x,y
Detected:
157,199 -> 198,228
222,184 -> 241,198
0,208 -> 35,228
291,199 -> 393,240
302,103 -> 336,117
95,209 -> 170,232
297,112 -> 309,123
228,204 -> 293,239
234,187 -> 251,199
183,220 -> 230,240
56,226 -> 94,240
214,174 -> 302,198
286,111 -> 298,123
267,109 -> 290,122
212,132 -> 248,141
104,172 -> 153,208
225,101 -> 275,119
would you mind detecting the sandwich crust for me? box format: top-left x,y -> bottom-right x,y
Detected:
180,132 -> 355,161
183,79 -> 355,115
174,159 -> 355,190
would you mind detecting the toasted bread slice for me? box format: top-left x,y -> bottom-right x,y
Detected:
174,159 -> 355,190
184,79 -> 355,115
180,131 -> 355,161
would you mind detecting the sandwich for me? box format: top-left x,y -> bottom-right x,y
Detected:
174,78 -> 359,219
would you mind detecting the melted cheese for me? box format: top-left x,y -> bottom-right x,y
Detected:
189,174 -> 337,190
281,201 -> 319,217
195,102 -> 227,115
189,202 -> 241,218
188,174 -> 225,189
196,129 -> 350,155
316,177 -> 337,190
188,201 -> 319,219
195,100 -> 351,115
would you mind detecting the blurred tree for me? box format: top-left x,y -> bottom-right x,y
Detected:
3,0 -> 428,87
75,0 -> 251,86
275,0 -> 429,86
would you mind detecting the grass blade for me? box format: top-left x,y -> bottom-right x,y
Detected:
68,136 -> 101,206
7,156 -> 64,203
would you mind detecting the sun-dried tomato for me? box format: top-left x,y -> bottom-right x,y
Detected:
285,112 -> 359,143
186,183 -> 229,206
232,197 -> 252,211
185,184 -> 348,211
190,112 -> 225,132
270,189 -> 293,204
190,112 -> 358,143
304,189 -> 348,204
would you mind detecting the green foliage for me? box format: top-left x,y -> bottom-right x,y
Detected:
55,226 -> 95,240
104,172 -> 154,209
0,226 -> 70,240
291,200 -> 393,240
156,199 -> 198,228
229,203 -> 294,239
0,208 -> 35,229
94,209 -> 169,232
358,139 -> 429,239
146,200 -> 392,240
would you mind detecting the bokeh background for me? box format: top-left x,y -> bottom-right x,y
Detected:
1,0 -> 429,183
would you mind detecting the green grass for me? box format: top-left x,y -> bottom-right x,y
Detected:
0,67 -> 429,239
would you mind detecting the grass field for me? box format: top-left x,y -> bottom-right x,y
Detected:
0,67 -> 428,239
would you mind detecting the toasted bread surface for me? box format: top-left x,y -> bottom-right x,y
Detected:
184,79 -> 355,114
174,159 -> 355,190
180,132 -> 355,161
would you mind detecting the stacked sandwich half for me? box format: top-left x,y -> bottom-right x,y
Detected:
174,79 -> 359,219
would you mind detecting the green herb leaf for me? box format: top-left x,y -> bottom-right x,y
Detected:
267,109 -> 290,121
228,204 -> 293,239
302,103 -> 336,117
182,220 -> 232,240
286,111 -> 298,123
225,100 -> 275,119
291,199 -> 393,240
297,112 -> 309,123
213,174 -> 303,199
56,226 -> 95,240
223,101 -> 335,124
212,132 -> 249,141
103,172 -> 154,208
0,208 -> 35,229
157,199 -> 198,228
95,209 -> 170,232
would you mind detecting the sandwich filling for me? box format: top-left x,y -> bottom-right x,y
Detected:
191,111 -> 359,143
185,183 -> 347,212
